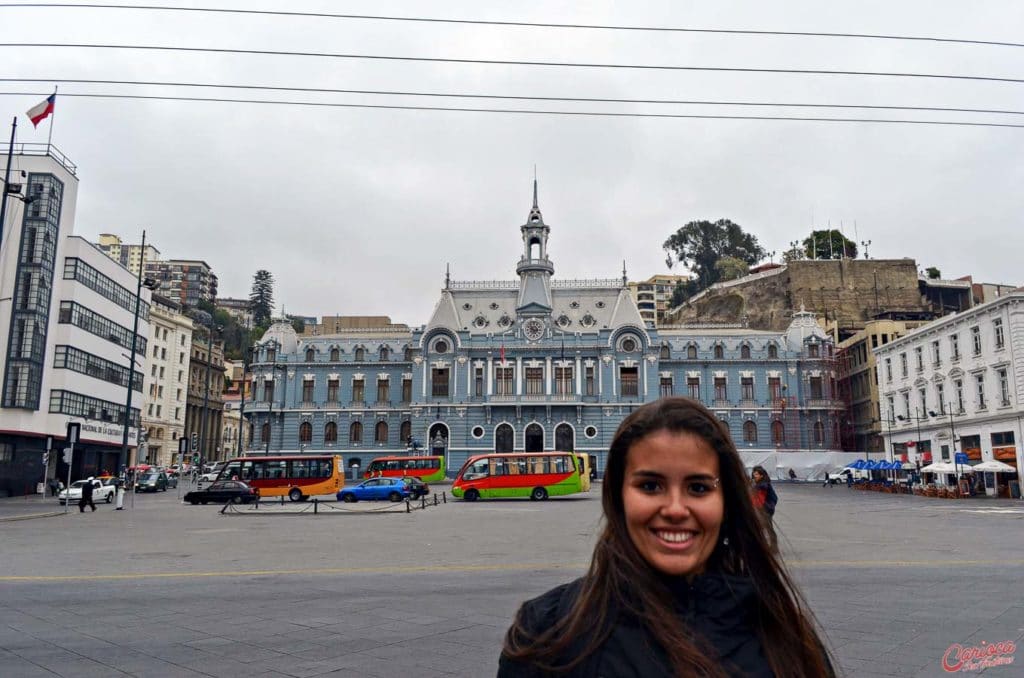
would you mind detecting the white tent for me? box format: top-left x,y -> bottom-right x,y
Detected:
973,460 -> 1017,474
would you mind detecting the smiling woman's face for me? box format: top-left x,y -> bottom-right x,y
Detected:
622,430 -> 724,578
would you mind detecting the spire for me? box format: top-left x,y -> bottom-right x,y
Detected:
444,263 -> 450,290
532,166 -> 538,209
622,260 -> 628,287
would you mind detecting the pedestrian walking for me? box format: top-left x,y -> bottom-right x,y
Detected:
751,465 -> 779,553
47,477 -> 59,497
79,477 -> 97,512
498,397 -> 834,677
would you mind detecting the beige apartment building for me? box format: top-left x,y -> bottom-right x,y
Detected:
140,294 -> 194,466
837,318 -> 930,452
628,274 -> 689,326
95,233 -> 161,276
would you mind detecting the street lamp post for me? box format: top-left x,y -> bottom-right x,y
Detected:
118,230 -> 156,489
929,408 -> 960,481
236,345 -> 253,456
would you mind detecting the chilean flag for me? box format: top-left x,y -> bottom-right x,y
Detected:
27,93 -> 56,128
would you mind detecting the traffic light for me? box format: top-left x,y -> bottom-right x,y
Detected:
190,432 -> 199,452
62,447 -> 73,463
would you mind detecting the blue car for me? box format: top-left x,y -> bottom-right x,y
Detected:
337,477 -> 410,503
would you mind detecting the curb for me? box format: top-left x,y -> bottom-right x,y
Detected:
0,511 -> 65,522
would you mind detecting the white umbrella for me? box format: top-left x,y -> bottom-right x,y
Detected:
973,460 -> 1017,474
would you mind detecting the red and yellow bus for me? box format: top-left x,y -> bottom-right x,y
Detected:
364,455 -> 445,483
451,452 -> 587,501
217,455 -> 342,501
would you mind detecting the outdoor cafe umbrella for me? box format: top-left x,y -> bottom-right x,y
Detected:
972,460 -> 1017,496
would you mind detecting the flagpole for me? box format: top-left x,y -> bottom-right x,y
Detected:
46,86 -> 57,153
0,116 -> 17,257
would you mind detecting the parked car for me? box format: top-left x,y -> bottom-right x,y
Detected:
58,479 -> 115,504
402,476 -> 429,499
199,462 -> 228,484
183,480 -> 258,505
165,473 -> 178,489
337,477 -> 410,503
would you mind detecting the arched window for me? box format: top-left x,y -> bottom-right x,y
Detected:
324,421 -> 337,443
767,344 -> 778,359
740,344 -> 751,359
375,421 -> 388,443
743,421 -> 758,443
713,344 -> 724,359
379,346 -> 389,361
687,345 -> 698,359
299,422 -> 312,443
496,423 -> 514,453
813,421 -> 825,446
400,420 -> 411,445
771,420 -> 785,446
555,423 -> 574,452
260,423 -> 270,443
525,423 -> 544,453
305,347 -> 315,362
350,421 -> 363,443
330,347 -> 339,362
659,344 -> 671,360
354,347 -> 365,361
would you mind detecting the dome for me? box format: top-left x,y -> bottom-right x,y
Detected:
783,307 -> 827,351
259,319 -> 298,354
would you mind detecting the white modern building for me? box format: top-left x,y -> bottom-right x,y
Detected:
140,293 -> 194,467
875,290 -> 1024,495
0,146 -> 151,495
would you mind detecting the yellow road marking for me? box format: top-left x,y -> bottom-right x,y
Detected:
2,557 -> 1024,583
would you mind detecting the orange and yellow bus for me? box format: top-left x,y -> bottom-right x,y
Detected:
217,455 -> 342,501
364,455 -> 445,483
451,452 -> 587,501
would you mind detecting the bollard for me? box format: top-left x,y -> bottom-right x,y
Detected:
442,492 -> 446,504
314,498 -> 318,514
406,499 -> 411,513
433,493 -> 438,506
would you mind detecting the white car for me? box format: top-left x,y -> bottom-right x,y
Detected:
58,478 -> 116,504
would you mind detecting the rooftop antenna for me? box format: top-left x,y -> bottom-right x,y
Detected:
622,260 -> 628,287
444,263 -> 450,290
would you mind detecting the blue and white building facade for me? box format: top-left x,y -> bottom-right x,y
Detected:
246,186 -> 849,477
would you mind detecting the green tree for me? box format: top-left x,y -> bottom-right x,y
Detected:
926,266 -> 941,279
669,279 -> 699,307
663,219 -> 766,292
289,317 -> 305,334
249,270 -> 275,326
802,229 -> 857,260
714,256 -> 749,282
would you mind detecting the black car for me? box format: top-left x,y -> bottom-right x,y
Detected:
402,476 -> 430,499
183,480 -> 258,505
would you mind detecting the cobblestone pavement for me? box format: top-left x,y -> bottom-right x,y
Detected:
2,484 -> 1023,677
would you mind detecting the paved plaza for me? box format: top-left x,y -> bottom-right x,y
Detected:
2,483 -> 1024,677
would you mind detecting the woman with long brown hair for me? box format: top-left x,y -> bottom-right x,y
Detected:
499,397 -> 833,677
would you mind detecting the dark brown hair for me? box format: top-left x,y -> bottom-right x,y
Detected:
503,397 -> 833,676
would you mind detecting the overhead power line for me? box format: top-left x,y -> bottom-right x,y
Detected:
2,90 -> 1021,129
2,3 -> 1021,49
2,43 -> 1022,85
3,77 -> 1023,116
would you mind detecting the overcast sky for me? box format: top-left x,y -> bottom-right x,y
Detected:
3,1 -> 1023,325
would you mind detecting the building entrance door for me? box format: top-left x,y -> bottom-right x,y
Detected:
525,423 -> 544,453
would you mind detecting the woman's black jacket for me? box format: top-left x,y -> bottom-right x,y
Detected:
497,573 -> 778,677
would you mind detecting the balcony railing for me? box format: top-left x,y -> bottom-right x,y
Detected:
348,400 -> 365,408
713,399 -> 731,408
373,401 -> 392,408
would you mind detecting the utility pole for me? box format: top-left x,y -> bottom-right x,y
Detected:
118,230 -> 147,482
0,117 -> 16,254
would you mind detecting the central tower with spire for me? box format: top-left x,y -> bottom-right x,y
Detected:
516,180 -> 555,325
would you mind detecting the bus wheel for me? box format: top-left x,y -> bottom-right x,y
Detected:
288,488 -> 303,502
531,487 -> 548,501
464,489 -> 479,502
388,491 -> 402,502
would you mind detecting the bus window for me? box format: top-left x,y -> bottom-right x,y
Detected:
552,456 -> 569,474
316,459 -> 332,477
266,460 -> 286,479
386,460 -> 400,471
490,457 -> 508,476
240,460 -> 254,481
222,461 -> 242,479
529,456 -> 548,475
288,459 -> 310,478
463,459 -> 490,481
